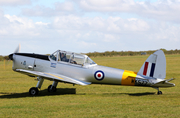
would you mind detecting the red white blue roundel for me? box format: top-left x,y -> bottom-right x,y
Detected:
94,70 -> 105,81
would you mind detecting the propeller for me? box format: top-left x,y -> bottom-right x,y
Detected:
14,44 -> 21,53
9,44 -> 21,60
2,44 -> 21,70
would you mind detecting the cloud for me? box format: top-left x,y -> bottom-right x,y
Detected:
18,0 -> 180,23
1,13 -> 180,44
22,1 -> 77,17
50,15 -> 180,51
74,0 -> 180,23
75,0 -> 135,12
1,4 -> 180,55
55,1 -> 74,12
51,15 -> 150,34
0,0 -> 31,6
3,14 -> 36,36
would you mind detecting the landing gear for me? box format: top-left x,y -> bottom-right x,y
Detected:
153,87 -> 163,95
157,91 -> 162,95
29,77 -> 44,96
29,87 -> 39,95
48,81 -> 58,92
48,85 -> 57,92
29,77 -> 58,96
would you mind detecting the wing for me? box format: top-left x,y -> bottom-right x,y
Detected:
15,69 -> 91,86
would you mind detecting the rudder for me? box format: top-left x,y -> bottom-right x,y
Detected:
138,50 -> 166,79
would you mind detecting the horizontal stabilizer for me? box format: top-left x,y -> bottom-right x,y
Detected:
166,78 -> 175,82
15,69 -> 91,86
151,78 -> 175,87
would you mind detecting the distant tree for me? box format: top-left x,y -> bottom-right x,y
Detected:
0,55 -> 3,61
160,48 -> 167,52
86,49 -> 180,57
4,56 -> 9,60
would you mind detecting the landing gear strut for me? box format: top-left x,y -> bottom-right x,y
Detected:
48,81 -> 58,92
29,77 -> 44,96
153,87 -> 163,95
48,85 -> 57,92
29,77 -> 58,96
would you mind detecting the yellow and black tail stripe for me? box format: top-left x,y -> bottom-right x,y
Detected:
121,70 -> 137,86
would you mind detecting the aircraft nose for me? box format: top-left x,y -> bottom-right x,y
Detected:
9,53 -> 14,60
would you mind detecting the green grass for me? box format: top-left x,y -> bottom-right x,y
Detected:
0,54 -> 180,118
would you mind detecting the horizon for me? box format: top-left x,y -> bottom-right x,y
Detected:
1,48 -> 180,56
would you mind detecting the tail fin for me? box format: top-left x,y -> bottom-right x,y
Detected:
138,50 -> 166,79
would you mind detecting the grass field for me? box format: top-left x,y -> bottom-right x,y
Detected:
0,54 -> 180,118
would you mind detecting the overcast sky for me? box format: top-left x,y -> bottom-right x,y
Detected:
0,0 -> 180,55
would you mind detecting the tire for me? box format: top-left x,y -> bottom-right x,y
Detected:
29,87 -> 39,96
48,85 -> 57,92
157,91 -> 162,95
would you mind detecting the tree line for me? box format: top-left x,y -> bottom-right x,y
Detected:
0,49 -> 180,61
86,49 -> 180,57
0,55 -> 9,61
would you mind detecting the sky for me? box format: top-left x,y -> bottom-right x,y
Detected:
0,0 -> 180,55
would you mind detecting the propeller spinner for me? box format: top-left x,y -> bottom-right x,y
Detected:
9,44 -> 21,60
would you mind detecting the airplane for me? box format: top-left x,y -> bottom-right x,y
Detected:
8,46 -> 175,96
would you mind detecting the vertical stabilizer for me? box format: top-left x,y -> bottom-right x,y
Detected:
138,50 -> 166,79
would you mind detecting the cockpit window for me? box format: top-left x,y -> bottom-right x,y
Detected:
50,50 -> 95,66
59,52 -> 71,62
85,57 -> 96,65
70,54 -> 85,65
50,52 -> 57,61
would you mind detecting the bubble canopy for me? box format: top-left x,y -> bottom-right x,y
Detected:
49,50 -> 96,66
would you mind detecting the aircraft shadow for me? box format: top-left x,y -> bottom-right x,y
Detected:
0,88 -> 76,99
0,90 -> 155,99
128,92 -> 155,96
77,92 -> 156,96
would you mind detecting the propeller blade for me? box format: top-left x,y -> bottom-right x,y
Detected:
9,44 -> 21,60
14,44 -> 21,53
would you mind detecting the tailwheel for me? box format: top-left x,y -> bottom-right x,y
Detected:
29,87 -> 39,96
48,85 -> 57,92
157,91 -> 162,95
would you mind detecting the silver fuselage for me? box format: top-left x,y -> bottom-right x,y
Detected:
11,53 -> 174,88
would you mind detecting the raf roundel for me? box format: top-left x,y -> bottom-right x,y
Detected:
94,70 -> 105,81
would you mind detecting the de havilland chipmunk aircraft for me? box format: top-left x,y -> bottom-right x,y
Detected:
8,46 -> 175,96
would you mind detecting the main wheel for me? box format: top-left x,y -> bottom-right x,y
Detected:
157,91 -> 162,95
29,87 -> 39,96
48,85 -> 57,92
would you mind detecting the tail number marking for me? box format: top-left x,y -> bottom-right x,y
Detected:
135,79 -> 149,86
